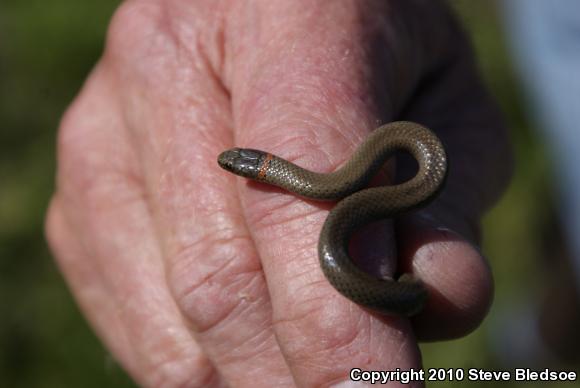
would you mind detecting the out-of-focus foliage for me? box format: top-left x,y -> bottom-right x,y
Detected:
422,2 -> 571,388
0,0 -> 568,387
0,1 -> 134,387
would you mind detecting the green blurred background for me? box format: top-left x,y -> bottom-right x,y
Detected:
0,1 -> 574,387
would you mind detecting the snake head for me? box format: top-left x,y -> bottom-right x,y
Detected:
218,148 -> 267,179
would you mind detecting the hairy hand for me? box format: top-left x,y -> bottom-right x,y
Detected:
46,1 -> 511,387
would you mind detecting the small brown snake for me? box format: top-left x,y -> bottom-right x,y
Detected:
218,121 -> 447,316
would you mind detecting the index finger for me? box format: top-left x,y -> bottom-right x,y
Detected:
224,1 -> 459,386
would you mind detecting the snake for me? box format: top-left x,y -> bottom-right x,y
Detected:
217,121 -> 448,316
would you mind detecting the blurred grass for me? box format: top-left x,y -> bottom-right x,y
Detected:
421,2 -> 567,387
0,0 -> 569,387
0,0 -> 134,387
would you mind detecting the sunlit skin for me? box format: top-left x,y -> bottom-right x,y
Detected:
46,1 -> 511,387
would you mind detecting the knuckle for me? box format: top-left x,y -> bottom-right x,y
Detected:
145,354 -> 221,388
168,233 -> 265,334
55,105 -> 94,197
272,279 -> 364,359
104,0 -> 223,77
55,105 -> 107,204
55,94 -> 137,208
105,0 -> 163,59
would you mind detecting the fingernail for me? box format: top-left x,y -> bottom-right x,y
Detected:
412,211 -> 480,247
413,212 -> 452,232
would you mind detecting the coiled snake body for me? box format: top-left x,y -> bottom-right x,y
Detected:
218,121 -> 447,316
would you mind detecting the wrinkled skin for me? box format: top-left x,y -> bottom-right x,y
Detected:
45,1 -> 512,387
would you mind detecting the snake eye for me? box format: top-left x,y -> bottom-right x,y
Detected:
217,149 -> 240,172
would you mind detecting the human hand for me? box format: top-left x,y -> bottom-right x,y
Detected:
46,1 -> 511,387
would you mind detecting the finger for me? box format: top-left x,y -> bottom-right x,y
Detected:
103,2 -> 293,386
48,66 -> 224,387
398,214 -> 494,341
47,196 -> 223,388
397,11 -> 511,339
226,1 -> 446,386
